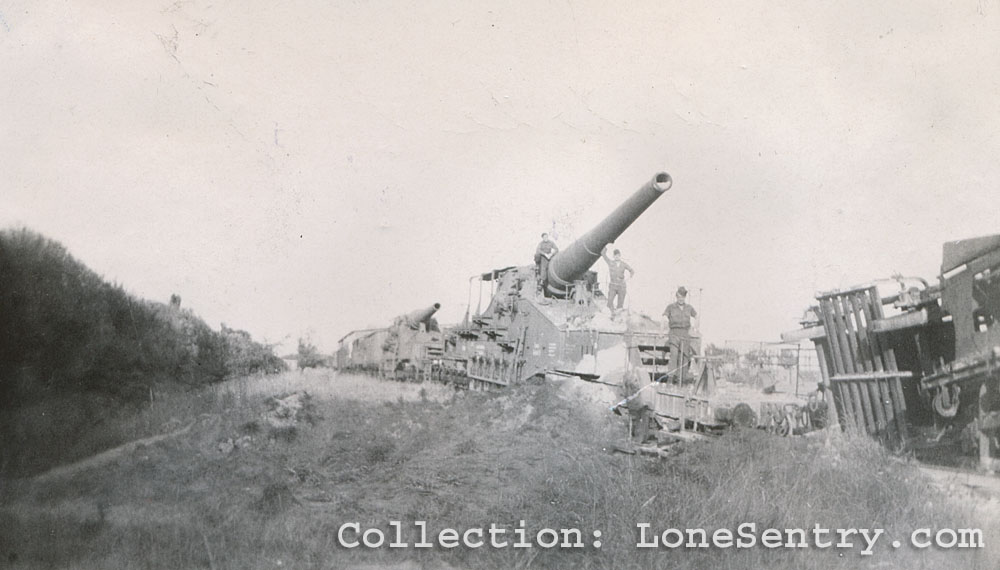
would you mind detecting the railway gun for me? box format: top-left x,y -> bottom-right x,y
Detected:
336,171 -> 827,437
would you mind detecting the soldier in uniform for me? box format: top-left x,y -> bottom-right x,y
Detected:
628,385 -> 657,444
663,286 -> 698,380
534,233 -> 559,288
614,370 -> 658,445
601,245 -> 635,311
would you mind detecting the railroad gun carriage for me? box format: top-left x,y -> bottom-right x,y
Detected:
783,234 -> 1000,470
436,174 -> 815,436
438,172 -> 819,436
441,173 -> 676,390
335,171 -> 821,435
334,173 -> 681,388
335,303 -> 444,381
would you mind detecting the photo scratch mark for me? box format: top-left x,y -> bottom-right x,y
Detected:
0,11 -> 11,33
162,0 -> 192,14
154,25 -> 180,62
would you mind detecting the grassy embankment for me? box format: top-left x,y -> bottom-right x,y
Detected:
2,369 -> 997,569
0,228 -> 286,477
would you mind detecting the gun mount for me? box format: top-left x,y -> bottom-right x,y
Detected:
546,172 -> 672,297
336,302 -> 444,380
336,170 -> 823,440
439,172 -> 677,390
397,303 -> 441,331
335,172 -> 676,389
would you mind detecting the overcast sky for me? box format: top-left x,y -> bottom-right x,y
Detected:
4,1 -> 1000,353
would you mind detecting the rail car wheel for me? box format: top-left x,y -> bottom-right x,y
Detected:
731,403 -> 757,429
932,385 -> 961,418
773,414 -> 792,437
794,406 -> 811,431
807,392 -> 823,413
809,401 -> 829,429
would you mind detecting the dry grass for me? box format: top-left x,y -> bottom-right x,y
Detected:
0,368 -> 454,479
1,370 -> 997,569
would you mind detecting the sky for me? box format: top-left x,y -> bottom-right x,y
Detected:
3,1 -> 1000,354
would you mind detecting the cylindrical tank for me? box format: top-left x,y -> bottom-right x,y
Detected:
546,172 -> 672,295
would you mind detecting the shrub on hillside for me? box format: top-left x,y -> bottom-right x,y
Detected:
296,338 -> 326,369
0,227 -> 285,409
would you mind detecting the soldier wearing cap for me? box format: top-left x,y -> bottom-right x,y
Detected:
601,245 -> 634,311
534,233 -> 559,288
663,287 -> 698,379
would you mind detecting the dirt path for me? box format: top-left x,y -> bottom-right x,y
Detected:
29,421 -> 196,484
24,371 -> 449,484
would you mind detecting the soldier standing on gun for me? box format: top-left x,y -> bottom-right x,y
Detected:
534,233 -> 559,289
602,245 -> 634,311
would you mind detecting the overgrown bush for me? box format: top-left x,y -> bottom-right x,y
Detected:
0,228 -> 287,475
296,337 -> 326,369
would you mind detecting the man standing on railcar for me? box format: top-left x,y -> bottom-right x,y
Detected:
663,286 -> 698,380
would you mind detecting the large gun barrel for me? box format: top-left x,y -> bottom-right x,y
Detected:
399,303 -> 441,329
546,172 -> 672,295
